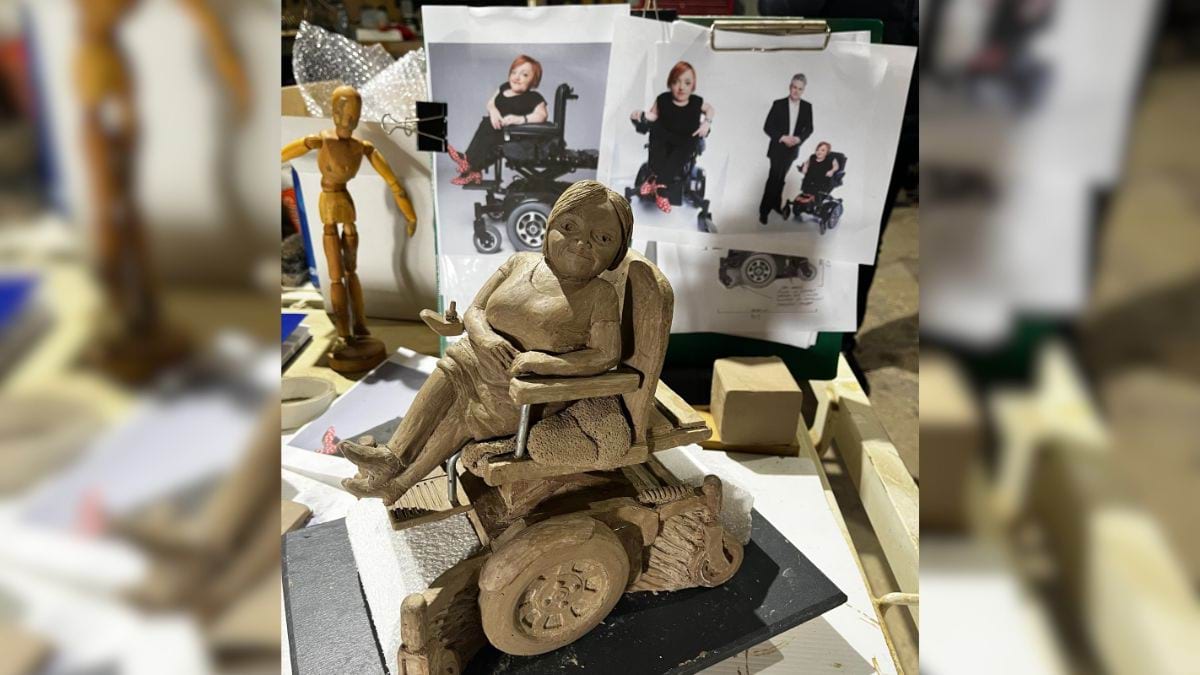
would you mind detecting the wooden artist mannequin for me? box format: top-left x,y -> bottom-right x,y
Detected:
340,180 -> 631,502
77,0 -> 249,382
281,86 -> 418,374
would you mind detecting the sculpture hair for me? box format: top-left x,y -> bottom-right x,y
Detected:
547,180 -> 634,271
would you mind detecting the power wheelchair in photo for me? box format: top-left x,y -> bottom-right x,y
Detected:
784,151 -> 847,235
623,114 -> 715,233
467,83 -> 599,254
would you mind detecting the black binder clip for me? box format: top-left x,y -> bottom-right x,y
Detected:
381,101 -> 448,152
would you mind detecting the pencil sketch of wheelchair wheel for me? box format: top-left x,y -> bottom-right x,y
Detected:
798,258 -> 817,281
507,201 -> 552,252
740,253 -> 777,289
474,224 -> 502,254
479,516 -> 628,656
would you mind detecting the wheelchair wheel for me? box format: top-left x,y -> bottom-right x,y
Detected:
826,202 -> 844,230
739,253 -> 777,289
474,224 -> 502,254
479,515 -> 628,656
797,258 -> 817,281
507,201 -> 552,252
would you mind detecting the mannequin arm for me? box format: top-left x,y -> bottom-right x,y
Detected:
281,135 -> 321,163
178,0 -> 251,119
365,142 -> 418,234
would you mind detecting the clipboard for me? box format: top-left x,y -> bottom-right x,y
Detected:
658,17 -> 886,398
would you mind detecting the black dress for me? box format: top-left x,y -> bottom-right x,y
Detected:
801,153 -> 837,194
648,92 -> 703,183
463,83 -> 547,172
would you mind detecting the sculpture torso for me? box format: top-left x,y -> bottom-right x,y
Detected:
317,130 -> 366,192
484,254 -> 614,354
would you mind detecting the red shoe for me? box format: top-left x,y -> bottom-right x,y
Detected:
655,193 -> 671,213
447,144 -> 470,173
639,178 -> 658,196
451,171 -> 482,186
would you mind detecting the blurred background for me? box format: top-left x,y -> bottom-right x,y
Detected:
920,0 -> 1200,673
0,0 -> 280,673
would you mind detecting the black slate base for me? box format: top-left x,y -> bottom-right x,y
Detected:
283,511 -> 846,675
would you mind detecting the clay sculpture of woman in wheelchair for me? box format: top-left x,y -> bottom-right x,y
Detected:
338,181 -> 744,667
624,61 -> 716,232
783,141 -> 847,235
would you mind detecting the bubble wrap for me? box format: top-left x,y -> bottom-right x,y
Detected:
292,21 -> 428,122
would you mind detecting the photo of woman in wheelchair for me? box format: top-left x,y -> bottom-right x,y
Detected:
447,54 -> 549,186
783,140 -> 847,235
627,61 -> 715,219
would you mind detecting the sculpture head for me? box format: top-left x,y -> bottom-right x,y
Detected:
331,86 -> 362,139
543,181 -> 633,282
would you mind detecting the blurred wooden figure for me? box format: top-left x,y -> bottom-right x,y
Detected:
281,86 -> 418,374
75,0 -> 250,382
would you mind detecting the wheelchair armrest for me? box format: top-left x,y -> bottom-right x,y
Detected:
505,123 -> 561,140
509,367 -> 641,405
419,307 -> 464,337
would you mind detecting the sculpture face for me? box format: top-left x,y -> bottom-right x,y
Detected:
332,90 -> 361,139
544,200 -> 623,281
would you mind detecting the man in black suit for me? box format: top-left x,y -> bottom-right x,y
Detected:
759,74 -> 813,224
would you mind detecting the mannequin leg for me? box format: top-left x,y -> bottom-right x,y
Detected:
342,222 -> 369,336
322,221 -> 350,339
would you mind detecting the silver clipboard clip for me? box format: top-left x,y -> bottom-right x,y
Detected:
708,19 -> 831,53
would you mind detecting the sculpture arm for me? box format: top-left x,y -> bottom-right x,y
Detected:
364,141 -> 418,234
512,320 -> 621,377
281,135 -> 321,163
464,257 -> 517,351
178,0 -> 251,119
511,283 -> 621,377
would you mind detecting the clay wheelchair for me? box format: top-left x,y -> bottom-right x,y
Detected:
397,249 -> 745,672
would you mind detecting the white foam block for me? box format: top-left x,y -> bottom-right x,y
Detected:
281,469 -> 357,526
345,499 -> 482,675
653,446 -> 755,545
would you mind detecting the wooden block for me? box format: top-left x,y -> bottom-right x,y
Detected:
281,500 -> 312,535
0,623 -> 50,675
918,351 -> 982,531
694,407 -> 798,457
509,368 -> 641,405
711,357 -> 803,446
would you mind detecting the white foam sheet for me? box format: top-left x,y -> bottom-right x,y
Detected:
281,468 -> 357,526
345,498 -> 483,675
673,445 -> 898,674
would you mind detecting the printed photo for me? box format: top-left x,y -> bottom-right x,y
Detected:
600,17 -> 915,264
429,42 -> 610,256
652,242 -> 859,342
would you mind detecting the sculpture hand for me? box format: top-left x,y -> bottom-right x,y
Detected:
477,334 -> 518,371
508,352 -> 544,376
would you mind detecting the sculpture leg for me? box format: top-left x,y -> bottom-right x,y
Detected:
322,221 -> 350,339
385,368 -> 456,464
342,222 -> 369,336
388,405 -> 473,500
343,397 -> 471,504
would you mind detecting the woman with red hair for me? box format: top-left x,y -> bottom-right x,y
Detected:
629,61 -> 715,213
449,54 -> 550,185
